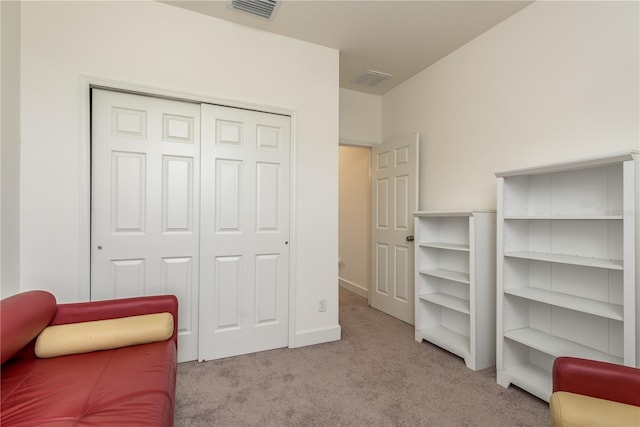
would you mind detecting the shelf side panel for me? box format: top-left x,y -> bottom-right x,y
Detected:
471,212 -> 497,371
622,158 -> 637,365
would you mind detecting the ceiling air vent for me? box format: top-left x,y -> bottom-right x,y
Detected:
230,0 -> 279,19
354,70 -> 392,88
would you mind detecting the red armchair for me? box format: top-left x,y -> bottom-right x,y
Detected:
550,356 -> 640,426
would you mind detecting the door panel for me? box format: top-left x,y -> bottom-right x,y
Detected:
377,178 -> 390,228
110,259 -> 145,297
216,159 -> 243,232
256,254 -> 279,323
162,256 -> 193,330
394,245 -> 409,301
91,89 -> 200,362
112,152 -> 146,232
199,104 -> 290,361
214,255 -> 242,330
162,156 -> 193,232
395,175 -> 409,229
256,162 -> 280,230
371,133 -> 419,324
376,244 -> 389,294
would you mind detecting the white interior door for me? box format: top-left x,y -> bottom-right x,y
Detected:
198,104 -> 291,361
91,89 -> 200,362
370,133 -> 419,324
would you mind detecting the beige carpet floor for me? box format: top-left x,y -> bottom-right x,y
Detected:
174,288 -> 550,426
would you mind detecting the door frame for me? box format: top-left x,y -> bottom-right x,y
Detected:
338,133 -> 419,313
77,75 -> 299,347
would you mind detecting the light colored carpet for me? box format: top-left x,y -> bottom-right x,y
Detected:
174,288 -> 550,426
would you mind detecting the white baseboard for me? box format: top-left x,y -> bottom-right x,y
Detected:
291,325 -> 341,348
339,277 -> 368,298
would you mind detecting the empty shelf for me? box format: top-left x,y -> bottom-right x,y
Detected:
504,287 -> 623,321
419,242 -> 470,252
419,268 -> 470,284
504,328 -> 623,364
419,292 -> 470,314
504,251 -> 623,270
417,325 -> 470,360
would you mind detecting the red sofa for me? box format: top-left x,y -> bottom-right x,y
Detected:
550,356 -> 640,426
1,290 -> 178,426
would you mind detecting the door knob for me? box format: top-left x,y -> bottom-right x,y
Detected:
406,235 -> 414,242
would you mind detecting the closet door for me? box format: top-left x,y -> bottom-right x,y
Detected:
198,104 -> 291,361
91,89 -> 200,363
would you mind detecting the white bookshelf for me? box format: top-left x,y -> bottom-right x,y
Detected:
495,151 -> 638,402
414,210 -> 496,371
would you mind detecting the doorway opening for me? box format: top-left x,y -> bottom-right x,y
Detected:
338,145 -> 371,302
338,134 -> 419,325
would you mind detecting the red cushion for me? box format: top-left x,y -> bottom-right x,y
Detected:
0,291 -> 57,364
1,341 -> 177,426
553,356 -> 640,407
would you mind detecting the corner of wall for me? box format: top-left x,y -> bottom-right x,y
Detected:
338,278 -> 368,298
1,0 -> 21,298
339,88 -> 382,146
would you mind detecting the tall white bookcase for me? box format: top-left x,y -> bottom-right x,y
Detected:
495,151 -> 638,402
414,210 -> 496,371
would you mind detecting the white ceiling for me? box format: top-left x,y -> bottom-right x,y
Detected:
164,0 -> 533,95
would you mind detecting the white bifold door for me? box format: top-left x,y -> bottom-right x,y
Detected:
91,89 -> 290,363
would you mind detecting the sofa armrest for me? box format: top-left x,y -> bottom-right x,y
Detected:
552,356 -> 640,407
51,295 -> 179,345
1,291 -> 57,364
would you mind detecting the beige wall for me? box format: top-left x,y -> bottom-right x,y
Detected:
1,0 -> 21,298
20,1 -> 339,346
383,1 -> 639,211
338,146 -> 371,297
339,88 -> 382,146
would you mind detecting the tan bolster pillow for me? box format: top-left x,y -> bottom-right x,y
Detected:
550,391 -> 640,427
35,312 -> 174,358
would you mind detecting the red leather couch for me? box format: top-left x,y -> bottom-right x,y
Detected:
1,290 -> 178,426
550,356 -> 640,426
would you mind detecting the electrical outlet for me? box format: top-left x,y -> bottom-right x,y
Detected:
318,298 -> 327,312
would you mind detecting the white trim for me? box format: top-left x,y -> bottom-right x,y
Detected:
413,210 -> 496,218
339,138 -> 379,148
78,74 -> 299,342
291,325 -> 341,348
495,150 -> 639,178
82,75 -> 295,117
623,159 -> 636,364
77,76 -> 92,302
288,111 -> 299,349
339,277 -> 368,298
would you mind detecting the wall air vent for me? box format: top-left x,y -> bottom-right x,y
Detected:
354,70 -> 392,88
230,0 -> 279,19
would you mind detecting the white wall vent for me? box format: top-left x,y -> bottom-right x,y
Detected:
353,70 -> 392,88
230,0 -> 279,19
